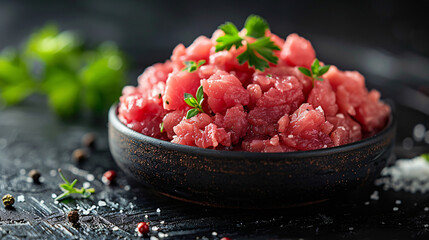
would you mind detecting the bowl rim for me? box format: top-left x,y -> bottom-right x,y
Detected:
109,100 -> 396,160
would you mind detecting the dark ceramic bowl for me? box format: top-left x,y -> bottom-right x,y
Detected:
108,102 -> 396,208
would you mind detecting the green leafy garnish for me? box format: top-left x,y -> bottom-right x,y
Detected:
244,15 -> 269,38
184,85 -> 204,119
159,122 -> 164,133
55,168 -> 95,201
298,58 -> 330,86
182,60 -> 206,72
215,15 -> 280,72
421,153 -> 429,162
0,24 -> 127,118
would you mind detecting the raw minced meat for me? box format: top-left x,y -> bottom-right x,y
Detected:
118,29 -> 390,152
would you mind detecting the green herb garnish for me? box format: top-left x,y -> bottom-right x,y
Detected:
298,58 -> 330,86
182,60 -> 206,72
184,85 -> 204,119
55,168 -> 95,201
215,15 -> 280,72
0,24 -> 126,118
160,122 -> 165,133
421,153 -> 429,162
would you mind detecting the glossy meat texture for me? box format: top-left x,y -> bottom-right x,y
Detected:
118,31 -> 390,152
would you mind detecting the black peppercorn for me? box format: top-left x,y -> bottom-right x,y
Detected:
68,210 -> 79,224
82,133 -> 96,149
2,194 -> 14,208
72,148 -> 87,163
28,169 -> 41,183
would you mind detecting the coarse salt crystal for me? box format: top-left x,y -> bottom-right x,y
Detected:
156,208 -> 161,213
393,207 -> 399,211
152,226 -> 159,231
395,200 -> 402,205
112,226 -> 119,231
98,200 -> 107,207
83,182 -> 91,189
86,174 -> 95,181
288,135 -> 293,138
370,191 -> 379,200
17,195 -> 25,202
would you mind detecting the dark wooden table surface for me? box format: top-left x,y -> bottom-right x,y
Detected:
1,92 -> 429,240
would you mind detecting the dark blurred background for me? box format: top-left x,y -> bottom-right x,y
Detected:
1,0 -> 428,79
1,0 -> 429,120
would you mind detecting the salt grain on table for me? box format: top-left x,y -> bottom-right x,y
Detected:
98,200 -> 107,207
370,191 -> 379,200
17,195 -> 25,202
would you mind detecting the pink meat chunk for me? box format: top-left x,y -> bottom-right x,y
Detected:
281,103 -> 334,150
201,70 -> 249,113
172,113 -> 231,148
308,80 -> 339,116
356,90 -> 390,133
281,33 -> 316,69
163,71 -> 201,110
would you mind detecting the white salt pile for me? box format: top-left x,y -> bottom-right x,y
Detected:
375,155 -> 429,193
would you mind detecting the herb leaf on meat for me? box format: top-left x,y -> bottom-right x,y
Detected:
298,58 -> 331,86
215,15 -> 280,72
184,85 -> 205,119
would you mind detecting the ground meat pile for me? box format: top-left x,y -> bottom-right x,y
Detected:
118,30 -> 390,152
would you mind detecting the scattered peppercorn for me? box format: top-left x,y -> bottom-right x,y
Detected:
136,222 -> 150,235
28,169 -> 41,183
102,170 -> 117,185
82,133 -> 96,149
68,210 -> 79,224
72,148 -> 88,163
2,194 -> 15,208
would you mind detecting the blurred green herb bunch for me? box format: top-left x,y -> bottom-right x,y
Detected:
0,24 -> 126,118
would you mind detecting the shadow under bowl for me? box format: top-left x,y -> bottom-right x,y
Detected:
108,101 -> 396,209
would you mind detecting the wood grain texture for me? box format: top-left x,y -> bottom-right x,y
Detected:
1,97 -> 429,239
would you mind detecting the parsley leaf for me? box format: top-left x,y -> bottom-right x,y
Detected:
215,15 -> 280,72
245,15 -> 269,38
215,23 -> 243,52
298,58 -> 330,86
182,60 -> 206,72
184,85 -> 204,119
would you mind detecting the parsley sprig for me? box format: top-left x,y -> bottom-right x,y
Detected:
184,86 -> 204,119
182,60 -> 206,72
215,15 -> 280,72
55,168 -> 95,201
298,58 -> 330,86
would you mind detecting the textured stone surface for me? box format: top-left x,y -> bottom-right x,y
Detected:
1,96 -> 429,239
